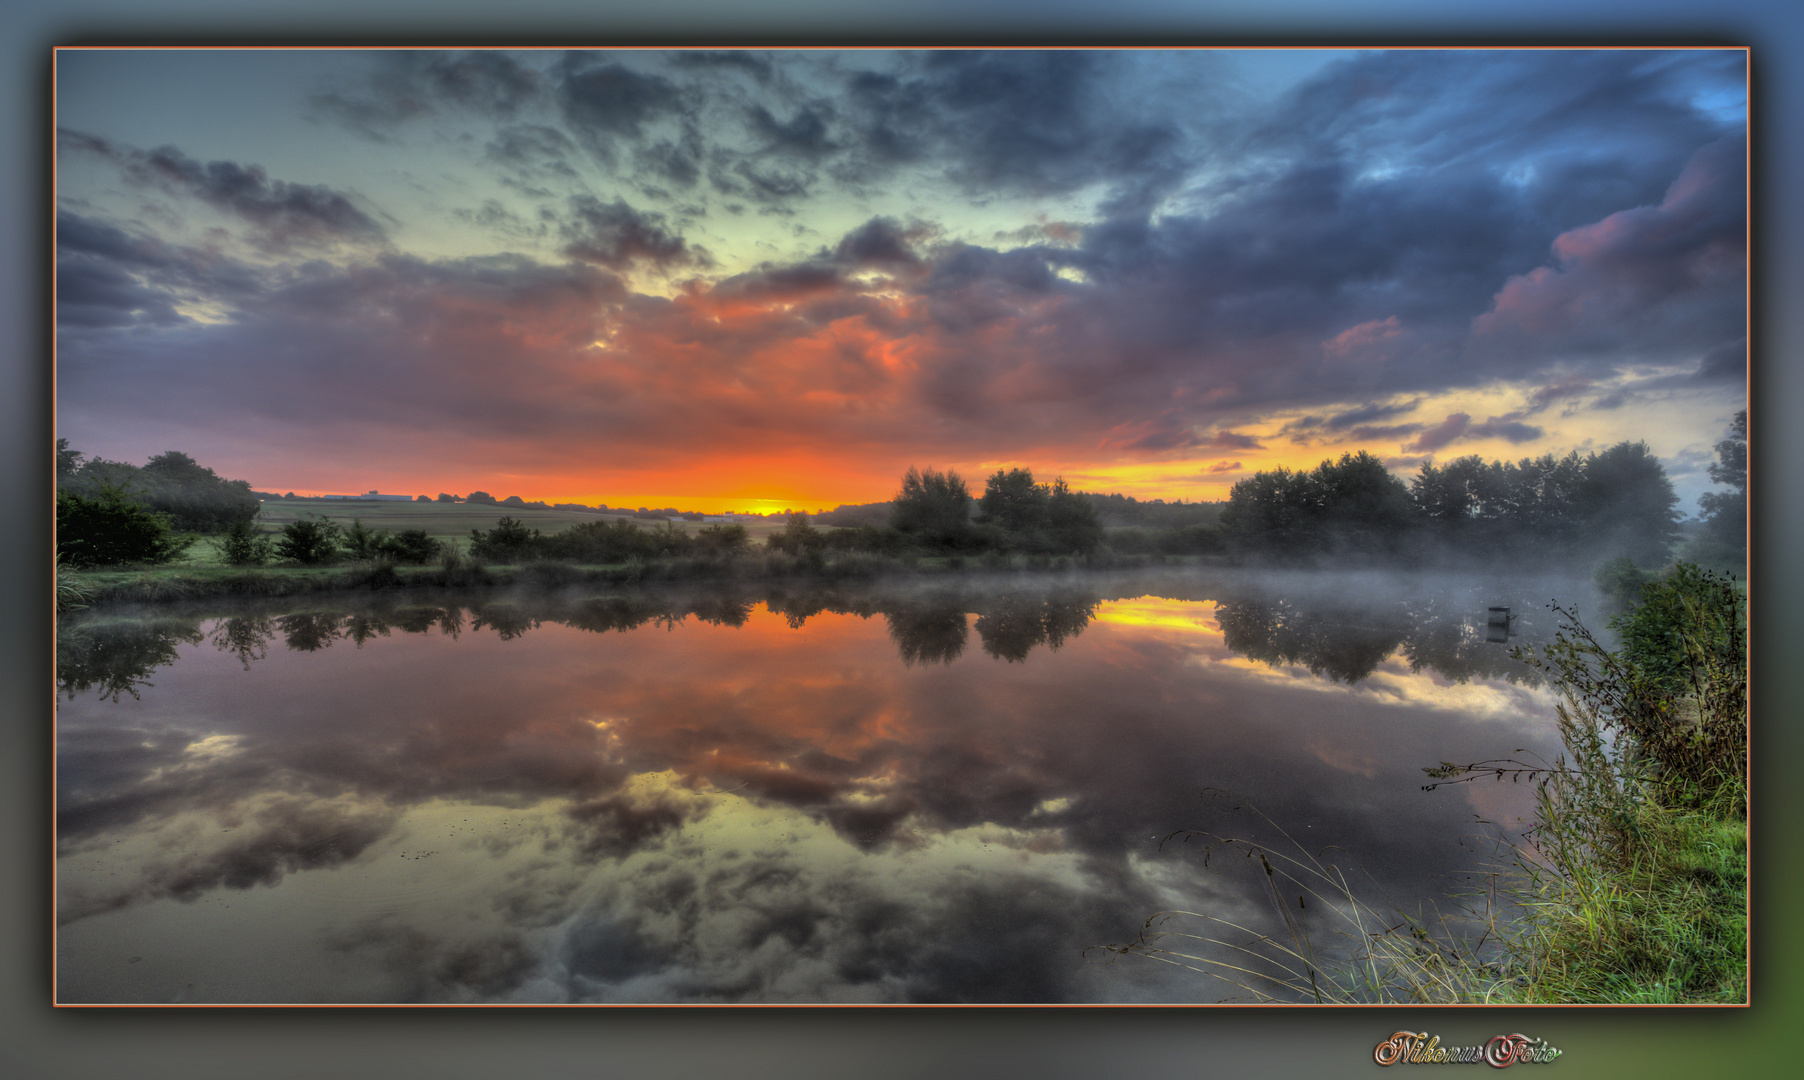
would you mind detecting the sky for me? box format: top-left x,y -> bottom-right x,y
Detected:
54,47 -> 1749,514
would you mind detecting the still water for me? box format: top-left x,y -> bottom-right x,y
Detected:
55,570 -> 1591,1003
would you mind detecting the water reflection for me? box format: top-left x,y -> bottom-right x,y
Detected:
54,571 -> 1581,1003
58,573 -> 1566,696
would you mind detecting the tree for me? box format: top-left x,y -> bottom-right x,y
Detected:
415,494 -> 432,502
436,493 -> 459,503
219,514 -> 274,566
1308,451 -> 1414,555
379,528 -> 441,564
466,491 -> 497,505
469,516 -> 541,561
1410,456 -> 1490,537
275,518 -> 343,565
768,512 -> 825,554
1697,410 -> 1747,552
1220,466 -> 1321,560
56,485 -> 192,567
889,467 -> 973,546
1045,478 -> 1103,554
341,518 -> 390,561
1576,441 -> 1681,566
695,523 -> 751,554
56,438 -> 83,479
977,468 -> 1050,534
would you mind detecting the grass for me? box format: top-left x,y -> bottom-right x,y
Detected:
1093,802 -> 1513,1004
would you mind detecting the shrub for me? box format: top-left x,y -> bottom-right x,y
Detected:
56,485 -> 192,567
695,522 -> 751,554
379,528 -> 442,564
341,518 -> 390,561
219,515 -> 274,567
275,517 -> 343,565
469,516 -> 542,562
766,513 -> 825,554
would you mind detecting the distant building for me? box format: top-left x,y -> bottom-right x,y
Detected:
321,490 -> 414,502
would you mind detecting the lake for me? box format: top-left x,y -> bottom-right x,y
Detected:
54,569 -> 1593,1003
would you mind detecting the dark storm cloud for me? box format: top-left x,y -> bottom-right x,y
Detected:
58,52 -> 1744,475
309,51 -> 546,139
831,217 -> 927,269
1696,337 -> 1747,381
484,124 -> 582,189
1473,134 -> 1746,362
556,57 -> 686,146
57,211 -> 267,330
57,259 -> 187,328
836,52 -> 1190,211
748,104 -> 837,159
61,130 -> 387,251
668,51 -> 775,80
1251,50 -> 1740,236
558,195 -> 708,272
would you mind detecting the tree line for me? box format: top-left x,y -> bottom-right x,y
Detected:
1218,421 -> 1746,569
56,441 -> 262,567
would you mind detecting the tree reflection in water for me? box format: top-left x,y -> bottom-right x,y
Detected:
56,573 -> 1567,697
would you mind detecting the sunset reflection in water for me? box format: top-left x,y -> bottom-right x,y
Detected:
56,578 -> 1572,1003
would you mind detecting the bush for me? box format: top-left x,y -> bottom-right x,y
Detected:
766,513 -> 825,554
56,485 -> 192,567
379,528 -> 442,564
539,519 -> 656,563
341,518 -> 389,561
1593,555 -> 1657,613
694,522 -> 751,554
275,518 -> 343,565
469,516 -> 542,562
219,515 -> 274,567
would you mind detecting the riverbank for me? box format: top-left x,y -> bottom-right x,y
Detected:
58,548 -> 1228,610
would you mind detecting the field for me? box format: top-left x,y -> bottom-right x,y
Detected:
219,500 -> 793,553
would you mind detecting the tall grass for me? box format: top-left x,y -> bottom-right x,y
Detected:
1093,803 -> 1513,1003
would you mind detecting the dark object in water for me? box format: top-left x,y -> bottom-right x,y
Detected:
1486,606 -> 1513,644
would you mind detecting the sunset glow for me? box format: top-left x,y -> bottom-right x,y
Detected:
55,48 -> 1747,511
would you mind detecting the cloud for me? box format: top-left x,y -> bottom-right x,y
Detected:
1525,375 -> 1595,412
1696,337 -> 1746,381
555,56 -> 689,172
558,195 -> 708,272
1403,414 -> 1468,453
1321,316 -> 1406,361
59,799 -> 398,924
57,211 -> 266,328
1344,423 -> 1425,442
309,51 -> 547,140
57,52 -> 1746,493
1473,135 -> 1746,361
61,130 -> 387,251
1207,460 -> 1241,473
1405,411 -> 1542,452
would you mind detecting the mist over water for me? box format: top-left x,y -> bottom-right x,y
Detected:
55,568 -> 1593,1003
